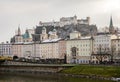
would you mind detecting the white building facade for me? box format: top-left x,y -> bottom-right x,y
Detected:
39,21 -> 60,27
0,42 -> 12,56
66,31 -> 93,64
39,42 -> 59,59
66,38 -> 93,64
12,43 -> 23,57
111,37 -> 120,62
22,43 -> 33,58
60,15 -> 77,27
70,31 -> 81,39
77,17 -> 90,25
91,34 -> 117,64
38,15 -> 90,27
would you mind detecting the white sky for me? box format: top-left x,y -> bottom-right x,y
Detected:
0,0 -> 120,42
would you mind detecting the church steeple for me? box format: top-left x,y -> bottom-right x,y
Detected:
18,25 -> 21,36
109,16 -> 113,28
109,16 -> 115,34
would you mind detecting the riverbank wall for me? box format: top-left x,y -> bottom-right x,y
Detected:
0,61 -> 74,74
0,65 -> 114,81
0,61 -> 119,81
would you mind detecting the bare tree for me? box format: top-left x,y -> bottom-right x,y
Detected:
114,49 -> 120,63
110,44 -> 116,63
117,49 -> 120,58
95,44 -> 110,64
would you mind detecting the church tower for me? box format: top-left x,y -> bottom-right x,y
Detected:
15,25 -> 23,43
22,29 -> 32,42
18,27 -> 21,35
109,16 -> 115,34
40,27 -> 48,41
49,28 -> 58,40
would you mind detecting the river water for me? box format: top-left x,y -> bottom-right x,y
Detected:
0,73 -> 114,82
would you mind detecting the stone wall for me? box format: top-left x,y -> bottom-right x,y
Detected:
0,61 -> 74,73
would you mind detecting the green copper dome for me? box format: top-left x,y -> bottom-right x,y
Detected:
22,30 -> 30,39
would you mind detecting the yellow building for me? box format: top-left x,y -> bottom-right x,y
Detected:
40,38 -> 61,59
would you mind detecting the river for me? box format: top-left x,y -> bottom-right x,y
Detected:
0,73 -> 114,82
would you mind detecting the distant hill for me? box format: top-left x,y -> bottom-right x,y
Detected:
33,24 -> 97,41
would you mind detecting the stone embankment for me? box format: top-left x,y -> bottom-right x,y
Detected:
0,61 -> 74,74
1,61 -> 120,81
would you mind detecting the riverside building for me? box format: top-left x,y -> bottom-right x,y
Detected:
66,31 -> 93,64
0,42 -> 12,56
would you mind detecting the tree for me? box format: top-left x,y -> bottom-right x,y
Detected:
64,53 -> 67,64
110,44 -> 116,63
116,49 -> 120,63
94,44 -> 110,64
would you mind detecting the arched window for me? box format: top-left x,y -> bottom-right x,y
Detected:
71,47 -> 77,56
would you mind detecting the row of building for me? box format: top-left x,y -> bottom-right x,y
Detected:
0,29 -> 120,64
0,16 -> 119,64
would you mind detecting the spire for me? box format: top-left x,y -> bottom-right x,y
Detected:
109,16 -> 113,28
109,16 -> 115,34
18,24 -> 21,35
25,29 -> 29,34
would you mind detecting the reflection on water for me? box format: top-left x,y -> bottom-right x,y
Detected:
0,73 -> 114,82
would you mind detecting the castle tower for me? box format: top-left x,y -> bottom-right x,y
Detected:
15,27 -> 21,36
109,16 -> 115,34
87,17 -> 90,25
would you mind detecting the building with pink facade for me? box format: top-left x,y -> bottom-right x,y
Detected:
58,40 -> 66,59
12,43 -> 23,57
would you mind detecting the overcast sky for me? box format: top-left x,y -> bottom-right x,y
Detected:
0,0 -> 120,42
